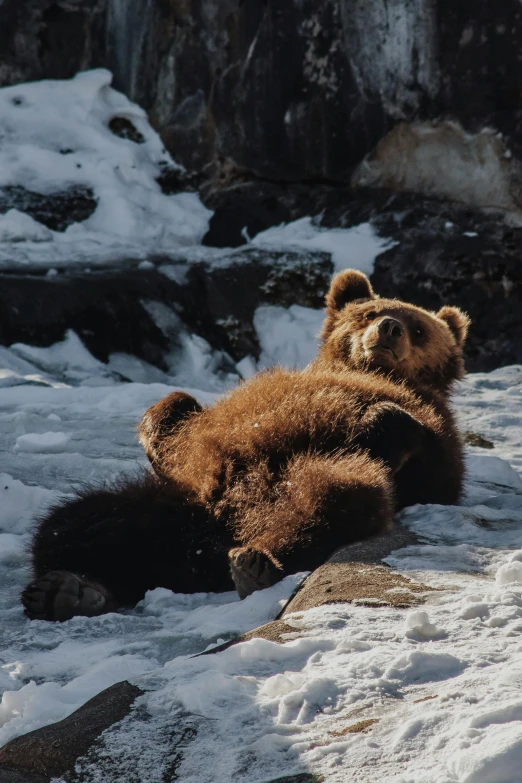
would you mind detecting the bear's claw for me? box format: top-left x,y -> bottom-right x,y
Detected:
228,547 -> 283,599
21,570 -> 110,622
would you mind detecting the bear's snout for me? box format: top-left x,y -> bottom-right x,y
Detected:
378,317 -> 404,341
362,316 -> 409,366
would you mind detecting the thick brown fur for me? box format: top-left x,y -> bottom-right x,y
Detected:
24,269 -> 469,618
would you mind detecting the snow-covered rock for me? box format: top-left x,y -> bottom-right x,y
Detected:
0,69 -> 211,267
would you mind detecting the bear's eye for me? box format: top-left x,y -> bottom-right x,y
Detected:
365,311 -> 377,321
414,325 -> 424,338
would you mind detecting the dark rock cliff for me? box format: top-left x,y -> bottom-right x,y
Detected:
2,0 -> 522,188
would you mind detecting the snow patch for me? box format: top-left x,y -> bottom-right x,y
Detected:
254,305 -> 324,370
404,610 -> 442,639
253,217 -> 394,275
0,69 -> 211,267
496,560 -> 522,586
15,432 -> 72,454
0,210 -> 53,243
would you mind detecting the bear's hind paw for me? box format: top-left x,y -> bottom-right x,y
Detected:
21,570 -> 112,622
229,547 -> 283,599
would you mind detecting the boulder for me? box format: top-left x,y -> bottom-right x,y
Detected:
0,681 -> 143,781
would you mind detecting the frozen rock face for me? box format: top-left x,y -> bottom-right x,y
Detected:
2,0 -> 522,189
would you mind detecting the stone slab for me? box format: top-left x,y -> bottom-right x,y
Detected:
0,682 -> 143,781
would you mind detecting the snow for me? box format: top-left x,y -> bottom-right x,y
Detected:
15,432 -> 72,454
254,304 -> 324,371
0,69 -> 211,267
496,561 -> 522,586
253,216 -> 395,274
0,70 -> 391,274
404,610 -> 443,640
0,210 -> 53,243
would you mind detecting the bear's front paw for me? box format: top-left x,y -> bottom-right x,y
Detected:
358,402 -> 428,473
228,547 -> 283,599
21,570 -> 111,622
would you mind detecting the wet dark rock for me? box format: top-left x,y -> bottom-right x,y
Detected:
155,162 -> 193,195
0,248 -> 333,370
0,268 -> 172,368
1,180 -> 522,374
365,194 -> 522,373
64,713 -> 199,783
0,678 -> 199,783
180,248 -> 332,360
108,116 -> 145,144
0,186 -> 97,232
197,180 -> 522,374
464,432 -> 495,449
0,769 -> 48,783
262,776 -> 324,783
203,185 -> 292,248
0,681 -> 143,781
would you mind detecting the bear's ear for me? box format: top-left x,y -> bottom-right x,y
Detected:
437,306 -> 470,346
325,270 -> 375,312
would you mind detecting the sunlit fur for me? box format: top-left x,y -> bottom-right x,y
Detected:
27,269 -> 470,610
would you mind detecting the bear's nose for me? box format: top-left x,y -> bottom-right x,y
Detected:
378,318 -> 403,340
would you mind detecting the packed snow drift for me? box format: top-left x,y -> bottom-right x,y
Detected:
0,69 -> 210,266
0,69 -> 392,271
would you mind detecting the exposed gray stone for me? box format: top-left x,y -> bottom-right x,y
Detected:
262,775 -> 324,783
0,186 -> 97,232
0,681 -> 143,780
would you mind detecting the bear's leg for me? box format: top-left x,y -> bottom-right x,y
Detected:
22,474 -> 233,621
226,452 -> 394,598
138,392 -> 202,477
356,402 -> 429,474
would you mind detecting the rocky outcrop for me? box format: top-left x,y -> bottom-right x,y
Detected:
2,3 -> 522,371
0,248 -> 333,371
202,182 -> 522,373
352,121 -> 522,219
0,186 -> 97,232
1,183 -> 522,373
2,1 -> 522,194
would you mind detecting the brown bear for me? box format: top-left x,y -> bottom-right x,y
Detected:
22,270 -> 469,621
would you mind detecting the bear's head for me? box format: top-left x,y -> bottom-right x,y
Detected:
319,269 -> 470,391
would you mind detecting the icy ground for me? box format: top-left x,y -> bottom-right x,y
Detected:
1,345 -> 522,783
